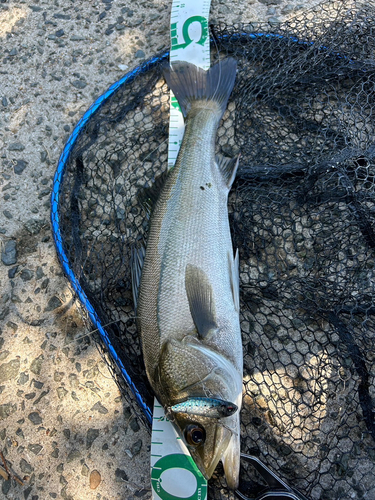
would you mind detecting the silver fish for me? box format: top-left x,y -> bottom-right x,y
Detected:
133,58 -> 243,489
170,397 -> 238,419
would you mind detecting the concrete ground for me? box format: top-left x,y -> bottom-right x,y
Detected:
0,0 -> 321,499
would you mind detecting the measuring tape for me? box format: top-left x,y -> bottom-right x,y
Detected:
167,0 -> 211,168
150,1 -> 212,498
151,403 -> 207,500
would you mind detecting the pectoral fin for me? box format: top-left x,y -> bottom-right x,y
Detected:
185,264 -> 217,339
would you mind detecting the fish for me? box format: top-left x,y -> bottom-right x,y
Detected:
132,57 -> 243,490
169,397 -> 238,419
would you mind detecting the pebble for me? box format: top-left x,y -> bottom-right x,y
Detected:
129,418 -> 140,432
81,464 -> 89,477
2,480 -> 11,495
8,266 -> 18,278
21,269 -> 34,281
86,428 -> 100,449
25,218 -> 45,235
66,449 -> 81,463
3,210 -> 13,220
0,358 -> 20,383
53,13 -> 71,20
0,403 -> 17,420
23,486 -> 33,499
91,401 -> 108,414
18,372 -> 29,385
0,351 -> 9,362
131,438 -> 142,456
28,411 -> 43,425
14,159 -> 28,174
57,387 -> 68,400
71,80 -> 87,89
20,458 -> 34,474
268,16 -> 281,26
70,35 -> 85,41
54,371 -> 64,382
16,427 -> 24,438
8,142 -> 25,151
0,308 -> 10,321
28,443 -> 43,455
44,295 -> 63,312
1,240 -> 17,265
33,380 -> 44,390
115,468 -> 128,482
36,266 -> 44,279
281,4 -> 295,14
7,321 -> 17,332
1,97 -> 7,107
135,50 -> 145,59
30,355 -> 44,375
89,470 -> 101,489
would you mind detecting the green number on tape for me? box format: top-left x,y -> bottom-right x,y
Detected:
171,96 -> 181,111
171,16 -> 208,50
151,453 -> 206,500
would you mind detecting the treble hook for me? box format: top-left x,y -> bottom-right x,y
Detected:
235,454 -> 310,500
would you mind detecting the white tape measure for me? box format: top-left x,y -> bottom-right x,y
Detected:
150,1 -> 212,498
167,0 -> 211,168
150,402 -> 208,500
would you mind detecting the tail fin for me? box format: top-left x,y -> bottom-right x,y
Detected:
163,58 -> 237,118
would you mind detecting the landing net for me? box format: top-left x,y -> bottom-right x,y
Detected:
51,1 -> 375,498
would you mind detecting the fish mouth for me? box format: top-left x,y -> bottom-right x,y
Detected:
190,423 -> 233,480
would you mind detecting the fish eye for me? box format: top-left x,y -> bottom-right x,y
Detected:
184,424 -> 206,446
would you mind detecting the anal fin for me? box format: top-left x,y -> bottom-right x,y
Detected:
229,249 -> 240,312
130,243 -> 146,311
215,154 -> 240,189
138,169 -> 170,215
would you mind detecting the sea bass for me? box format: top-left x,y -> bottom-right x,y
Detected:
134,58 -> 243,489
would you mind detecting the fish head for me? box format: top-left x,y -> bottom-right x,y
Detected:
171,412 -> 234,483
156,338 -> 242,488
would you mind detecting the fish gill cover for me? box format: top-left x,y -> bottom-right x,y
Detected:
51,0 -> 375,498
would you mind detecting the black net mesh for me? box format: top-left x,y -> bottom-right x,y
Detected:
52,1 -> 375,498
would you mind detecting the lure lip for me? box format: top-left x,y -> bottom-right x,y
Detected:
168,397 -> 238,418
